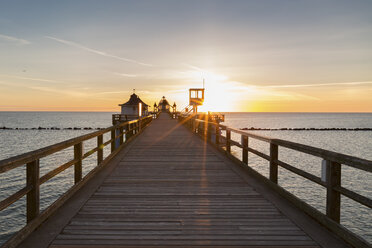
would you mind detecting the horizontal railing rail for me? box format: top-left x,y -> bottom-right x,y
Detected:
0,115 -> 153,247
178,115 -> 372,248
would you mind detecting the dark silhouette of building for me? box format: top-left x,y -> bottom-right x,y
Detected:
158,96 -> 170,112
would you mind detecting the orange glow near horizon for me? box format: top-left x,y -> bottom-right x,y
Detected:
0,70 -> 371,113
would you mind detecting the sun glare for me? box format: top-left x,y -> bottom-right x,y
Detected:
198,81 -> 233,112
184,69 -> 258,112
190,71 -> 234,112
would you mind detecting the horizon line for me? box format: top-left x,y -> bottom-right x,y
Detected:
0,110 -> 371,114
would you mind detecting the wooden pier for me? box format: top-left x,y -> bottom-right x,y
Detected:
1,113 -> 371,248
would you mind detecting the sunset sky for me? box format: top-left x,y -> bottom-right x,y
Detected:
0,0 -> 371,112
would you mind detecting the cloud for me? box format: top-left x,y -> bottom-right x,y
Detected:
45,36 -> 152,67
115,73 -> 138,78
93,90 -> 131,95
0,34 -> 30,45
262,81 -> 372,88
0,74 -> 60,83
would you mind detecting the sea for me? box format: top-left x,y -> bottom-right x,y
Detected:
0,112 -> 371,245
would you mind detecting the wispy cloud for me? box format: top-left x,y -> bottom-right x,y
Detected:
45,36 -> 152,67
93,90 -> 131,95
183,63 -> 204,72
0,74 -> 60,83
262,81 -> 372,88
0,79 -> 88,97
115,73 -> 138,78
28,86 -> 89,97
0,34 -> 30,45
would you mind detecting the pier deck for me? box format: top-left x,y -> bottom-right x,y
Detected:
19,114 -> 349,248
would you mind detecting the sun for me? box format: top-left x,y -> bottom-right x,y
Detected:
199,78 -> 238,112
184,69 -> 252,113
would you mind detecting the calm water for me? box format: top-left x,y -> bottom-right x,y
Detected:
0,112 -> 371,245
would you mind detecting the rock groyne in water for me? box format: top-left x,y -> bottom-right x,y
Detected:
240,127 -> 372,131
0,126 -> 106,130
1,126 -> 371,131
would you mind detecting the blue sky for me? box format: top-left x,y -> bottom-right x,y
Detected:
0,0 -> 371,111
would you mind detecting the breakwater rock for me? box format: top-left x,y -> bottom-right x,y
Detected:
240,127 -> 372,131
0,126 -> 106,131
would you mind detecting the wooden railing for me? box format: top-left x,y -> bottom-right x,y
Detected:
0,115 -> 153,247
178,115 -> 372,248
112,113 -> 160,125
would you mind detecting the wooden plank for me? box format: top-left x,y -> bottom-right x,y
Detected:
50,246 -> 319,248
15,113 -> 350,248
61,229 -> 307,235
54,234 -> 314,241
52,239 -> 318,246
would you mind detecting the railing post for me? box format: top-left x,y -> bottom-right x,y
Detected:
26,159 -> 39,223
126,124 -> 130,139
74,142 -> 83,184
130,123 -> 134,136
326,160 -> 341,223
119,126 -> 124,145
111,129 -> 116,152
242,135 -> 248,165
125,123 -> 130,140
269,143 -> 278,183
138,118 -> 142,132
207,123 -> 211,142
215,124 -> 220,145
226,130 -> 231,153
97,134 -> 103,165
115,128 -> 120,148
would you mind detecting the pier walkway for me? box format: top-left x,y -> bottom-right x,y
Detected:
19,114 -> 349,248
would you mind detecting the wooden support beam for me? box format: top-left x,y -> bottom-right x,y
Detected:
119,127 -> 123,145
74,142 -> 83,184
97,135 -> 103,165
207,123 -> 211,142
111,129 -> 116,153
215,124 -> 220,145
326,160 -> 341,223
242,135 -> 248,165
270,143 -> 278,184
125,123 -> 130,140
226,130 -> 231,154
26,159 -> 39,223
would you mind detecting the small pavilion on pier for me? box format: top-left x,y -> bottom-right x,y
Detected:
119,93 -> 149,119
158,96 -> 170,112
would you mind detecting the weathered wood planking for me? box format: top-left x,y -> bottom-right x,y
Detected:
49,114 -> 321,248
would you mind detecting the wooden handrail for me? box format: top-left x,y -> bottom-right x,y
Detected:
0,119 -> 141,173
178,115 -> 372,248
194,118 -> 372,171
272,139 -> 372,172
0,115 -> 153,228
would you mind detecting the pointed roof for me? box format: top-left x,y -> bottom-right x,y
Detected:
119,93 -> 149,107
159,96 -> 170,106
